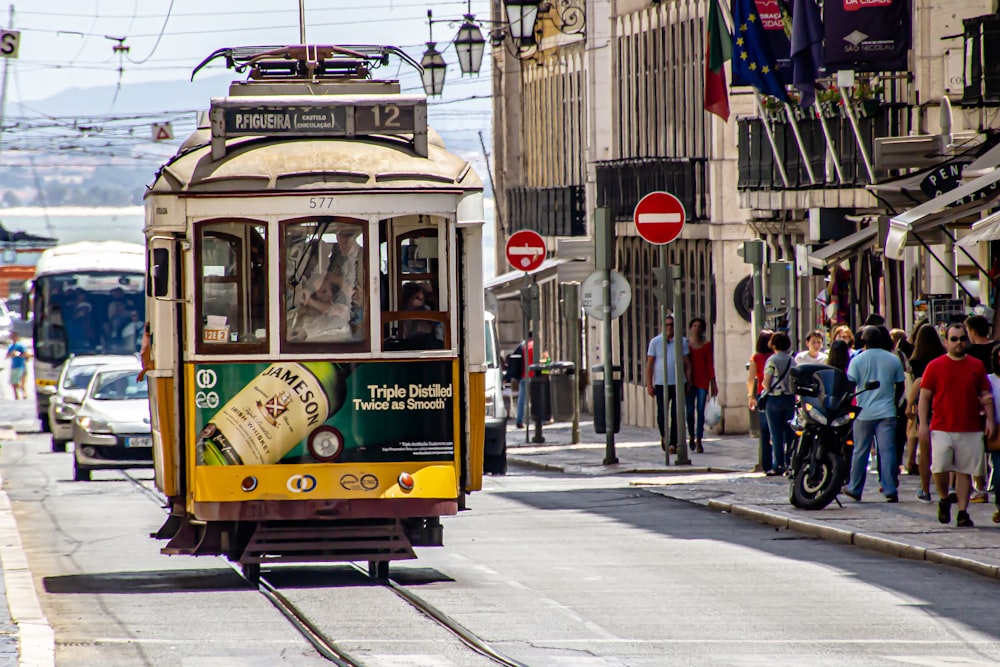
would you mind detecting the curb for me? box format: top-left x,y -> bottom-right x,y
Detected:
704,498 -> 1000,580
0,474 -> 54,666
507,455 -> 740,476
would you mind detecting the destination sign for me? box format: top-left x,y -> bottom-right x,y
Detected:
224,107 -> 348,133
209,95 -> 429,159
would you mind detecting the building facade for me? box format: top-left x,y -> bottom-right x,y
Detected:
489,0 -> 1000,435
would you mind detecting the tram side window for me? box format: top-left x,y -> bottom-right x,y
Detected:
197,222 -> 267,350
379,218 -> 446,351
283,218 -> 368,350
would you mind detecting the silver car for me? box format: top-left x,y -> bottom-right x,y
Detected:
72,363 -> 152,482
48,355 -> 138,452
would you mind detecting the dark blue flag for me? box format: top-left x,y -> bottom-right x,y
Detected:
790,0 -> 824,106
731,0 -> 790,101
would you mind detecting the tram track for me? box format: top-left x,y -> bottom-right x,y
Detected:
119,470 -> 528,667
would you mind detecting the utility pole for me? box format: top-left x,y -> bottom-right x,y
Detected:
0,5 -> 15,159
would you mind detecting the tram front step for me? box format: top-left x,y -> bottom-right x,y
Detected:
240,520 -> 416,564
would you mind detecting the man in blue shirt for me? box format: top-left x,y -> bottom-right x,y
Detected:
645,314 -> 691,454
843,326 -> 905,502
6,332 -> 29,400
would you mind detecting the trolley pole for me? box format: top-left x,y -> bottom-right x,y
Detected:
672,265 -> 690,466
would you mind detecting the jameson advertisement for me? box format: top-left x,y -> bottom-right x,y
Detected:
194,361 -> 454,465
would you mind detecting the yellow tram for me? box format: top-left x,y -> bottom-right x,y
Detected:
143,45 -> 488,579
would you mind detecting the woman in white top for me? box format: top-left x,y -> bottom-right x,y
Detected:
794,329 -> 828,365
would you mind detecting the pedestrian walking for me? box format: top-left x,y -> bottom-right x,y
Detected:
6,332 -> 29,400
831,325 -> 856,355
747,329 -> 775,472
685,317 -> 717,453
794,330 -> 828,365
966,314 -> 995,503
646,314 -> 690,454
841,326 -> 906,503
918,323 -> 995,528
984,342 -> 1000,524
908,323 -> 947,501
825,339 -> 851,373
507,336 -> 533,428
760,332 -> 795,476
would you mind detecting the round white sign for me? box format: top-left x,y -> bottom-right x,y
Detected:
581,270 -> 632,320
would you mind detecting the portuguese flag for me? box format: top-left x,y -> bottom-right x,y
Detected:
704,0 -> 732,122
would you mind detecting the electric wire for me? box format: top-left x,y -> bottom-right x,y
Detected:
126,0 -> 175,64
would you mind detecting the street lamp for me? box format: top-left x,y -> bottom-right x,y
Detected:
454,14 -> 486,76
504,0 -> 541,45
420,10 -> 448,96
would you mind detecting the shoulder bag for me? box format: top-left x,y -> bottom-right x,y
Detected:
756,357 -> 791,412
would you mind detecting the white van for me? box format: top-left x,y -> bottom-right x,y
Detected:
484,311 -> 507,474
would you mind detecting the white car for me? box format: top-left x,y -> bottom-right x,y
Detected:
48,355 -> 140,452
71,362 -> 152,482
484,311 -> 507,474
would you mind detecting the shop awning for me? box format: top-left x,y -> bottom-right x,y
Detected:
808,225 -> 878,269
957,210 -> 1000,248
884,165 -> 1000,260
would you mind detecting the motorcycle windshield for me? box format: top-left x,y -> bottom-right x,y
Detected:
810,367 -> 854,413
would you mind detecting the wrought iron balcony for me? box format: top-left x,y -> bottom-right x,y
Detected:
737,103 -> 909,190
595,157 -> 709,222
506,185 -> 586,237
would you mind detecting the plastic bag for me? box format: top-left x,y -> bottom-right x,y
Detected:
705,397 -> 722,427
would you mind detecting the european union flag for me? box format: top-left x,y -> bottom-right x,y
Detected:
731,0 -> 789,102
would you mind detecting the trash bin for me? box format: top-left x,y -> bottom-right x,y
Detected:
528,365 -> 552,421
545,361 -> 576,422
592,365 -> 622,434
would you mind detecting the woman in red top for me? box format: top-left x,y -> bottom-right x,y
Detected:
747,329 -> 775,472
686,318 -> 718,452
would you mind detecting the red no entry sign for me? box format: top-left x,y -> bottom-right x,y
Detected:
634,191 -> 686,245
505,230 -> 546,272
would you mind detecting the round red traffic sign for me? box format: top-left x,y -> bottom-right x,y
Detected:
505,230 -> 546,272
633,191 -> 686,245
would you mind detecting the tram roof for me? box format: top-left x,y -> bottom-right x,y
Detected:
35,241 -> 146,277
146,130 -> 483,195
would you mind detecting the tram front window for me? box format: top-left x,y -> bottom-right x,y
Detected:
196,221 -> 267,351
34,273 -> 145,364
283,218 -> 368,350
379,218 -> 447,351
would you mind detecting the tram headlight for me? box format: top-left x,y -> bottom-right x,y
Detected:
77,416 -> 112,434
307,426 -> 344,462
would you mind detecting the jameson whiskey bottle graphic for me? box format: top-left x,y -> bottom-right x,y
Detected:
199,362 -> 349,465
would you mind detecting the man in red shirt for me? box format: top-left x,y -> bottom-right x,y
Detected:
918,323 -> 996,527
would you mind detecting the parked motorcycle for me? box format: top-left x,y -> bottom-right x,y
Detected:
786,364 -> 880,510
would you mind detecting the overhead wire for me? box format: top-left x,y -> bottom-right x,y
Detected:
126,0 -> 175,64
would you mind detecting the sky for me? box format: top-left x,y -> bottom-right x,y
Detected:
1,1 -> 498,275
2,0 -> 494,164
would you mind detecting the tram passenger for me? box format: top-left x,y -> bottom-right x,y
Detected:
326,226 -> 364,337
401,282 -> 441,349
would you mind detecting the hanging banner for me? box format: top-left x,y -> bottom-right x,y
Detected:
756,0 -> 794,85
824,0 -> 910,72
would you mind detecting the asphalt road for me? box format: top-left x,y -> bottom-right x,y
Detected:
2,433 -> 1000,666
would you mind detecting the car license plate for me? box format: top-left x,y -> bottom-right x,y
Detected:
126,436 -> 152,448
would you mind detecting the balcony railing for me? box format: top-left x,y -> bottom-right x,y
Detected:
507,185 -> 586,237
737,103 -> 909,190
596,157 -> 709,222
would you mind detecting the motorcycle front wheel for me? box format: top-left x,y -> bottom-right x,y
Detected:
790,449 -> 845,510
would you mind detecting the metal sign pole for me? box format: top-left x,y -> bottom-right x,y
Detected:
660,246 -> 671,465
596,208 -> 617,465
672,265 -> 690,466
522,273 -> 531,444
531,277 -> 544,443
